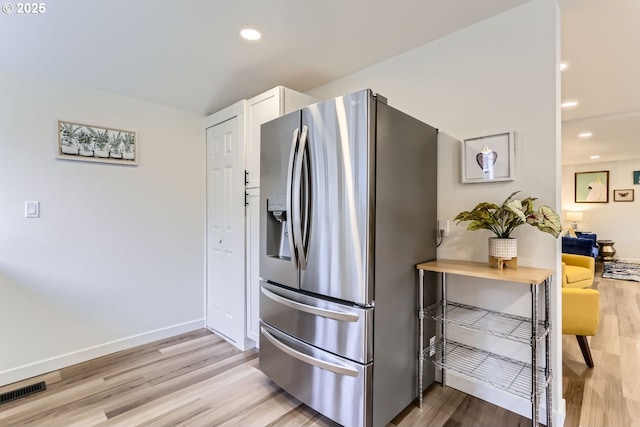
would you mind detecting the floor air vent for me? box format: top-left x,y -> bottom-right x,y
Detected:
0,381 -> 46,405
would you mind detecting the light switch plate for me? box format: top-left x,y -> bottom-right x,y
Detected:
25,201 -> 40,218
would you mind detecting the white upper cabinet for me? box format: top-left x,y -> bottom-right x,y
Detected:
245,87 -> 317,189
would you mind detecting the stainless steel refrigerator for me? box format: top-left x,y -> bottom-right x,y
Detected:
258,89 -> 438,427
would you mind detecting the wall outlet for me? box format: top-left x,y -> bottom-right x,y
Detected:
429,335 -> 436,357
438,220 -> 449,237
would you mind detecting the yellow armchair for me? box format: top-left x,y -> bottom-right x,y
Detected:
562,253 -> 595,289
562,264 -> 600,368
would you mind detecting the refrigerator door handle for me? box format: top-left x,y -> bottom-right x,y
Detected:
292,125 -> 308,270
261,326 -> 359,377
261,286 -> 360,322
301,128 -> 311,266
286,127 -> 300,268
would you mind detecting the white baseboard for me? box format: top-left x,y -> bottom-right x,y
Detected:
614,258 -> 640,264
205,326 -> 256,352
0,318 -> 205,387
444,373 -> 565,426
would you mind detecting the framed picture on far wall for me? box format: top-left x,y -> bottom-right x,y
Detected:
634,170 -> 640,185
575,170 -> 609,203
613,189 -> 634,202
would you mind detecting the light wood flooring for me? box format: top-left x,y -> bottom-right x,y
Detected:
562,270 -> 640,427
0,331 -> 529,426
1,270 -> 635,426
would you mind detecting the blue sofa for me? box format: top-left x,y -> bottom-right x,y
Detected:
562,231 -> 598,258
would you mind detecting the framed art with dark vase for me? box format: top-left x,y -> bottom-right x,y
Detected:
461,131 -> 514,184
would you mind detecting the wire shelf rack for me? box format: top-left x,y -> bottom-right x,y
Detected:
426,339 -> 551,400
423,302 -> 550,344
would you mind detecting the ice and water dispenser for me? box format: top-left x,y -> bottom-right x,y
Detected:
265,193 -> 291,260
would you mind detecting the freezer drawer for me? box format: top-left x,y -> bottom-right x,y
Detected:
260,281 -> 373,363
260,322 -> 372,427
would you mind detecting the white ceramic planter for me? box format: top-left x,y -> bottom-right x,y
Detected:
61,145 -> 79,155
488,237 -> 517,259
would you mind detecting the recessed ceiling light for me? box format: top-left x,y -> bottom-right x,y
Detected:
590,155 -> 600,159
578,132 -> 593,138
240,28 -> 261,41
561,100 -> 579,108
560,62 -> 568,71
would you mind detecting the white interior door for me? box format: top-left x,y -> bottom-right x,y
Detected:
206,117 -> 245,345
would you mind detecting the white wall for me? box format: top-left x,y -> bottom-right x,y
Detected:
308,0 -> 562,423
562,160 -> 640,261
0,71 -> 206,386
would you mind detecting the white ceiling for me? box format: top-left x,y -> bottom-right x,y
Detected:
1,0 -> 636,165
560,0 -> 640,165
0,0 -> 529,114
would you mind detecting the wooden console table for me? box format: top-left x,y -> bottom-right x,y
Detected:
416,259 -> 553,427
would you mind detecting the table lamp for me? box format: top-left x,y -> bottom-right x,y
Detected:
566,211 -> 583,230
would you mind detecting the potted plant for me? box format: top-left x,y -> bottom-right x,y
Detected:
77,131 -> 95,157
59,122 -> 80,155
453,191 -> 561,268
121,133 -> 135,160
109,132 -> 123,159
90,128 -> 110,158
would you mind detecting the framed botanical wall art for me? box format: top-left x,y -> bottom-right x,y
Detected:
57,120 -> 138,165
613,189 -> 634,202
575,170 -> 609,203
461,131 -> 514,183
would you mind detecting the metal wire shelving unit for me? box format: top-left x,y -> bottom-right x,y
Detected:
424,339 -> 551,400
424,302 -> 549,344
416,259 -> 553,427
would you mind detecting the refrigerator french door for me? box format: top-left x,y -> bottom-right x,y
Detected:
259,89 -> 438,427
260,90 -> 373,303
